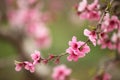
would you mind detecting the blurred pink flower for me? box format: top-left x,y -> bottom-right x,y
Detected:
94,72 -> 111,80
84,29 -> 97,46
98,39 -> 113,50
101,13 -> 120,32
66,36 -> 90,61
26,22 -> 52,48
103,73 -> 111,80
7,10 -> 27,28
52,65 -> 71,80
77,0 -> 100,20
111,32 -> 120,53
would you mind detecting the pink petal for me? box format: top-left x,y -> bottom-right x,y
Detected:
15,65 -> 22,71
78,0 -> 87,12
84,29 -> 91,37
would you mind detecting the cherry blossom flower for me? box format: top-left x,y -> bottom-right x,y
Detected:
26,22 -> 52,48
103,73 -> 111,80
87,0 -> 99,11
52,65 -> 71,80
98,39 -> 113,50
66,36 -> 90,61
84,29 -> 97,46
77,0 -> 100,20
15,62 -> 24,71
101,13 -> 120,32
31,50 -> 41,65
7,10 -> 27,28
77,0 -> 87,12
24,61 -> 35,73
111,32 -> 120,53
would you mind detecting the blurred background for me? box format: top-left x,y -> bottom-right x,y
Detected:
0,0 -> 120,80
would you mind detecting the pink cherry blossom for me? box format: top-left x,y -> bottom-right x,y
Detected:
101,13 -> 120,32
111,33 -> 118,43
103,73 -> 111,80
15,63 -> 23,71
77,0 -> 87,12
31,50 -> 41,65
98,39 -> 113,50
84,29 -> 97,46
24,61 -> 35,73
66,36 -> 90,61
111,32 -> 120,53
77,0 -> 100,20
52,65 -> 71,80
87,0 -> 99,11
26,22 -> 52,48
31,50 -> 41,61
7,10 -> 27,28
66,47 -> 85,61
87,11 -> 101,20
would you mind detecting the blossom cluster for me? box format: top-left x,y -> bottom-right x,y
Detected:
98,13 -> 120,53
15,50 -> 63,73
52,65 -> 71,80
15,50 -> 41,72
13,0 -> 120,80
76,0 -> 120,53
66,36 -> 90,62
76,0 -> 101,20
7,0 -> 52,48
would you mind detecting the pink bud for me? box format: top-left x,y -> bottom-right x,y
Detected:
49,54 -> 55,60
55,58 -> 60,64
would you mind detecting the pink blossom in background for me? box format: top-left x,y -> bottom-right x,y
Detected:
26,22 -> 52,48
103,73 -> 111,80
77,0 -> 87,12
98,14 -> 120,52
101,13 -> 120,32
66,36 -> 90,61
111,33 -> 118,43
24,61 -> 35,73
84,29 -> 97,46
7,10 -> 27,28
52,65 -> 71,80
7,0 -> 52,49
94,72 -> 111,80
97,39 -> 113,50
111,32 -> 120,53
77,0 -> 100,20
31,50 -> 41,65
